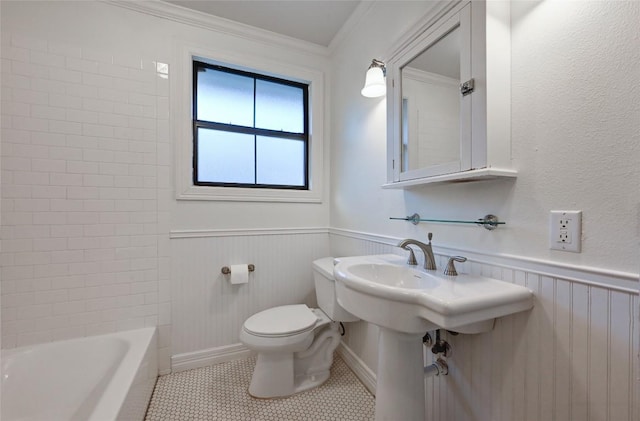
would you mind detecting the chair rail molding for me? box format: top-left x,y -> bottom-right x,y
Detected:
170,227 -> 329,239
329,228 -> 639,294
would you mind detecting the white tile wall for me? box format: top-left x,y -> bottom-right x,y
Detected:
0,33 -> 171,369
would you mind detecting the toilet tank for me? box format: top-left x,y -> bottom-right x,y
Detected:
312,257 -> 359,322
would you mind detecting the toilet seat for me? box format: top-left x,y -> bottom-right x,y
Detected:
243,304 -> 318,338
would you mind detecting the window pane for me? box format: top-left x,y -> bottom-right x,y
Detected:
197,67 -> 254,127
255,80 -> 304,133
256,136 -> 305,186
197,128 -> 255,184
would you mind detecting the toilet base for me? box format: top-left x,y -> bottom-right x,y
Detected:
247,323 -> 341,399
249,363 -> 331,399
293,369 -> 331,395
248,352 -> 296,398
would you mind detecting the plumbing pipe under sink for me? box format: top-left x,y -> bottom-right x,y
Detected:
424,358 -> 448,378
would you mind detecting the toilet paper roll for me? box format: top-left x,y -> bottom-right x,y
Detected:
229,264 -> 249,284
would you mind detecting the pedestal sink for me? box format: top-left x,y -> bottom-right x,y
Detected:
333,254 -> 534,421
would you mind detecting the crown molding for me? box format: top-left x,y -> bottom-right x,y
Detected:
383,0 -> 462,62
103,0 -> 329,57
327,0 -> 375,55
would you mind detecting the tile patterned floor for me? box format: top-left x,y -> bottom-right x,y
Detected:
145,354 -> 375,420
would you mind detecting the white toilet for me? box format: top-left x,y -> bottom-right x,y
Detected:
239,257 -> 359,398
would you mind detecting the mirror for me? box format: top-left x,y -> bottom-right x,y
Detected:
400,25 -> 461,172
385,1 -> 515,187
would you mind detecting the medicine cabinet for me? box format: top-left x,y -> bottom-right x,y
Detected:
383,1 -> 517,188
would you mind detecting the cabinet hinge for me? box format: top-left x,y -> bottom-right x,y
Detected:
460,78 -> 475,96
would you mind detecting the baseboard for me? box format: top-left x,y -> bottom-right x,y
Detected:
337,341 -> 377,396
171,343 -> 253,372
170,340 -> 378,394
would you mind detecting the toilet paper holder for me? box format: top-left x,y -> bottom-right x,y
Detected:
221,264 -> 255,275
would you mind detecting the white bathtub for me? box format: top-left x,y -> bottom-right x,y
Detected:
1,327 -> 158,421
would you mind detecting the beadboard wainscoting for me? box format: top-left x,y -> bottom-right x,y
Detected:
329,229 -> 640,421
170,228 -> 330,369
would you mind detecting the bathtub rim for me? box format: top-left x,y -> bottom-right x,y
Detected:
91,327 -> 157,421
1,327 -> 158,421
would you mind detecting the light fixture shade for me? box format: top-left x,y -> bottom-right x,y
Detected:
361,65 -> 386,98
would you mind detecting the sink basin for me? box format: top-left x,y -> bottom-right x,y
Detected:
333,254 -> 534,334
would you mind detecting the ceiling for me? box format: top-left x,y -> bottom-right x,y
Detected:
165,1 -> 362,47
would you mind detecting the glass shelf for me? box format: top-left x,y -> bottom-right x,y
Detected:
390,213 -> 504,230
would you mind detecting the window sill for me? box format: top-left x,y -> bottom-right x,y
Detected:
177,185 -> 322,203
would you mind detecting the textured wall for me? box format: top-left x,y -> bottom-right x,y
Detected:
330,1 -> 640,274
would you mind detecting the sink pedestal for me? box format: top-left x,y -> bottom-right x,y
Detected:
375,327 -> 425,421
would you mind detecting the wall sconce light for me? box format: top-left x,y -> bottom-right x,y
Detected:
361,59 -> 386,98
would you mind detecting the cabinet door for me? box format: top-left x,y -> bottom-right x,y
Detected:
390,3 -> 471,182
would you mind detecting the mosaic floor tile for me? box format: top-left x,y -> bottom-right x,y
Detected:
145,354 -> 375,420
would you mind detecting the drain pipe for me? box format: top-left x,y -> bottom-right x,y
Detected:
424,358 -> 448,378
423,330 -> 449,379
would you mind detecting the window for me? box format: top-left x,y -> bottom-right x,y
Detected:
175,44 -> 324,202
193,61 -> 309,190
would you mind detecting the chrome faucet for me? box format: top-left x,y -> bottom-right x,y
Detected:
398,232 -> 437,270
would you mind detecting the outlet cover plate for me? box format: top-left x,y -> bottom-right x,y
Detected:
550,210 -> 582,252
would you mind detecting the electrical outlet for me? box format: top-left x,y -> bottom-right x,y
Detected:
550,210 -> 582,252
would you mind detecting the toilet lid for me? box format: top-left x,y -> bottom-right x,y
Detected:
244,304 -> 318,337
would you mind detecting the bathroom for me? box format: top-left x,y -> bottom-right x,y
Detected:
0,0 -> 638,419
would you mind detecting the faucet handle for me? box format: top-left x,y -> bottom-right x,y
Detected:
427,232 -> 433,243
405,248 -> 417,265
444,256 -> 467,276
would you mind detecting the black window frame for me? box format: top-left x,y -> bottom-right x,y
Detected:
192,60 -> 310,190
